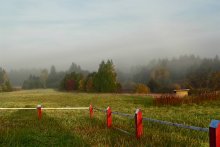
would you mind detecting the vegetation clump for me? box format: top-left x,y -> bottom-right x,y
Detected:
0,67 -> 12,92
60,60 -> 120,93
134,83 -> 150,94
154,91 -> 220,106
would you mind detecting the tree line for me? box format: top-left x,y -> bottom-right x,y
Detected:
21,60 -> 120,93
2,55 -> 220,93
119,55 -> 220,93
60,60 -> 121,92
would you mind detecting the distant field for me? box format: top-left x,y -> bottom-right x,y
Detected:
0,89 -> 220,146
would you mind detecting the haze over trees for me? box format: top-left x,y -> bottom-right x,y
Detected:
22,75 -> 44,89
46,66 -> 65,89
0,67 -> 12,92
3,55 -> 220,93
118,55 -> 220,93
8,69 -> 42,87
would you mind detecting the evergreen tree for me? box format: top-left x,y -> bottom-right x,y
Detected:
47,66 -> 65,88
0,68 -> 12,92
68,63 -> 82,73
94,60 -> 117,92
22,75 -> 44,89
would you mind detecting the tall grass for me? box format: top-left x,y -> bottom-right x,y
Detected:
153,92 -> 220,106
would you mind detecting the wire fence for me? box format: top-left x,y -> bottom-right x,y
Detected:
2,106 -> 207,133
0,105 -> 218,145
94,107 -> 209,132
142,117 -> 209,132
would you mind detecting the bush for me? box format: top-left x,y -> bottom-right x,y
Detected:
134,83 -> 150,94
153,92 -> 220,106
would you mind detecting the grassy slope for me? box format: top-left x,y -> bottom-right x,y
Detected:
0,89 -> 220,146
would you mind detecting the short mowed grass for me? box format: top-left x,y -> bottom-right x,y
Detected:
0,89 -> 220,146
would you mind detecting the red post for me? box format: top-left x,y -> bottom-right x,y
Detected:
106,106 -> 112,128
209,120 -> 220,147
37,105 -> 42,120
135,109 -> 143,139
89,104 -> 93,118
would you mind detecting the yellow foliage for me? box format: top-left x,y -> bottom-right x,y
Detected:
134,83 -> 150,94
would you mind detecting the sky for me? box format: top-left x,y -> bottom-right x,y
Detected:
0,0 -> 220,71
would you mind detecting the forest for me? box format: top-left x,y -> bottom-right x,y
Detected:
1,55 -> 220,93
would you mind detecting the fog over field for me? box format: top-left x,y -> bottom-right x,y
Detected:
0,0 -> 220,71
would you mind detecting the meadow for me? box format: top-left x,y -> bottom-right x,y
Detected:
0,89 -> 220,146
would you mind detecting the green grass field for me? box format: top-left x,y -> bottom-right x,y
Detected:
0,89 -> 220,146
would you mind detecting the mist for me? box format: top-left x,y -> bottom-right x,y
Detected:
1,0 -> 220,71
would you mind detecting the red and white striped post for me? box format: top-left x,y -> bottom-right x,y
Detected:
89,104 -> 93,118
135,109 -> 143,139
37,105 -> 42,120
106,106 -> 112,128
209,120 -> 220,147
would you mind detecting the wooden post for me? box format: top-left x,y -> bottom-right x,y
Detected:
89,104 -> 93,118
106,106 -> 112,128
37,105 -> 42,120
209,120 -> 220,147
135,109 -> 143,139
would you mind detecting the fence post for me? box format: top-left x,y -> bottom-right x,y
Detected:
106,106 -> 112,128
135,109 -> 143,139
209,120 -> 220,147
37,105 -> 42,120
89,104 -> 93,118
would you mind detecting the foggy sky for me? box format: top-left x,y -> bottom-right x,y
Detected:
0,0 -> 220,71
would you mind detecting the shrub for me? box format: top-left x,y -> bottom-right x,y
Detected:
134,83 -> 150,94
153,91 -> 220,106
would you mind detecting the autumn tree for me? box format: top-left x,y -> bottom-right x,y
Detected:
134,83 -> 150,94
85,72 -> 96,92
209,72 -> 220,90
60,72 -> 84,91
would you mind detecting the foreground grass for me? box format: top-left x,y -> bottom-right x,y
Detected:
0,89 -> 220,146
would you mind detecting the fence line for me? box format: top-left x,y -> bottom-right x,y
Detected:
94,107 -> 134,119
0,106 -> 210,133
94,107 -> 209,132
0,108 -> 36,110
43,107 -> 89,110
94,107 -> 106,113
1,104 -> 219,146
142,117 -> 209,132
113,127 -> 132,135
0,107 -> 89,110
112,111 -> 134,119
